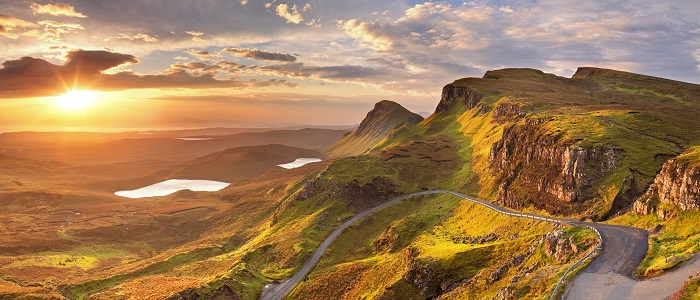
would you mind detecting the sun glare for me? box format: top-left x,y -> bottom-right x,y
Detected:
54,90 -> 97,111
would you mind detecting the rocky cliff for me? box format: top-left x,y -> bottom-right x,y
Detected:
434,84 -> 482,113
427,67 -> 700,218
634,147 -> 700,219
488,117 -> 622,215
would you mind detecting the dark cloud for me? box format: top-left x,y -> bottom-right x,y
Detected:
223,48 -> 297,62
63,50 -> 138,73
0,50 -> 294,98
258,62 -> 388,80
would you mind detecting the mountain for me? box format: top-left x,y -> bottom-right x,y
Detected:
168,144 -> 324,182
267,67 -> 700,299
323,100 -> 424,157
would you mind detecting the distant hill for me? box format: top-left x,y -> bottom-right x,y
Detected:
324,100 -> 424,157
168,144 -> 324,182
0,128 -> 346,163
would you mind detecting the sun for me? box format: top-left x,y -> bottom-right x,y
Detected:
54,90 -> 97,111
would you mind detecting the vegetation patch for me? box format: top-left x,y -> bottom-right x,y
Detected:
611,210 -> 700,277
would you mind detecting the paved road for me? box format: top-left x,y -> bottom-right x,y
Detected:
260,190 -> 649,300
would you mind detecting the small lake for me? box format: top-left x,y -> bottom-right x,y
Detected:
278,158 -> 322,169
173,138 -> 213,141
115,179 -> 230,198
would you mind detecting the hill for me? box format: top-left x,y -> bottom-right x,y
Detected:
0,128 -> 346,163
168,144 -> 324,182
324,100 -> 424,157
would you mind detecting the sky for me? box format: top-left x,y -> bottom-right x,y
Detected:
0,0 -> 698,130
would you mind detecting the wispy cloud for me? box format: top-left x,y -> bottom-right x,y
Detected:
223,48 -> 297,62
104,33 -> 159,43
29,2 -> 86,18
0,14 -> 37,39
185,30 -> 204,41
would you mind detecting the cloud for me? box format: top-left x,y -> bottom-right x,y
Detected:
223,48 -> 297,62
0,50 -> 293,98
35,20 -> 84,42
0,15 -> 84,42
185,49 -> 212,60
335,0 -> 700,93
29,2 -> 86,18
258,62 -> 389,82
185,30 -> 204,41
0,50 -> 137,97
275,4 -> 305,24
104,33 -> 159,43
0,14 -> 38,39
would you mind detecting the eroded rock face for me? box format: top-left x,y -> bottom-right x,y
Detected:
488,118 -> 623,215
294,176 -> 397,212
435,84 -> 482,113
403,257 -> 445,296
543,229 -> 577,261
167,284 -> 240,300
634,154 -> 700,216
492,102 -> 526,121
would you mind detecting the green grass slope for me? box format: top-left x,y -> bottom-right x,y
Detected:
324,100 -> 424,158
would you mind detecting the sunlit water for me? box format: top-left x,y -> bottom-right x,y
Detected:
114,179 -> 230,198
277,158 -> 322,169
173,137 -> 213,141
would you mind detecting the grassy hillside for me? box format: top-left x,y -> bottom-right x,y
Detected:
168,144 -> 323,182
324,100 -> 424,158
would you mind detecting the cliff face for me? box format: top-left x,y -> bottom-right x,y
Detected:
434,84 -> 482,113
488,118 -> 622,215
634,148 -> 700,218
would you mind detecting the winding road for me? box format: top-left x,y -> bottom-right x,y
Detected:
259,190 -> 682,300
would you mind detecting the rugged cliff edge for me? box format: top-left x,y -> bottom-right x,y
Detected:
489,118 -> 622,215
634,147 -> 700,219
433,67 -> 700,219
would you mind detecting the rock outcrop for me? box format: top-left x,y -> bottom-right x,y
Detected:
167,284 -> 240,300
434,84 -> 482,113
492,102 -> 526,122
543,229 -> 578,261
488,118 -> 623,215
293,176 -> 397,212
634,148 -> 700,218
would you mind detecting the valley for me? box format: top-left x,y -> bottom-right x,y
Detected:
2,67 -> 700,300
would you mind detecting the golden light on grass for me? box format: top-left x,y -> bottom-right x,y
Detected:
54,90 -> 97,111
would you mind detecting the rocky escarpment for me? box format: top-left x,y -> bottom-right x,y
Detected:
489,118 -> 624,216
634,148 -> 700,219
434,84 -> 482,113
290,176 -> 397,212
492,102 -> 526,122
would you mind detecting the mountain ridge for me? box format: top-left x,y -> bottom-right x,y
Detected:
323,100 -> 424,158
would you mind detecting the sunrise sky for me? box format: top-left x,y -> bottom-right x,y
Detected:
1,0 -> 698,131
